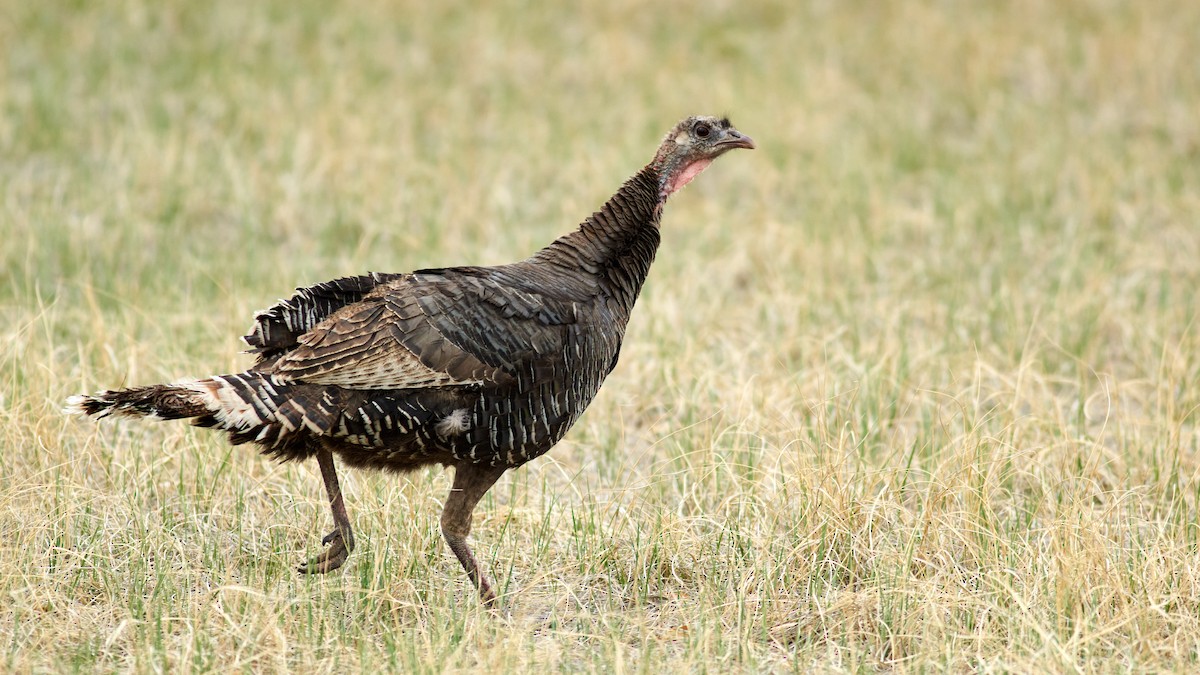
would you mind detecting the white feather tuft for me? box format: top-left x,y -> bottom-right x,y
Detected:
435,408 -> 471,437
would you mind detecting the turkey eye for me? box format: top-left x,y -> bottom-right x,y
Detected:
694,123 -> 711,139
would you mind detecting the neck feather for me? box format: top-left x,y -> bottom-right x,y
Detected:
530,165 -> 664,314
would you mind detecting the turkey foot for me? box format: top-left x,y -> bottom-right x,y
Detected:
298,443 -> 355,575
299,527 -> 355,574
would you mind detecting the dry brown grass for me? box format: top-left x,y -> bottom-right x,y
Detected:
3,0 -> 1199,671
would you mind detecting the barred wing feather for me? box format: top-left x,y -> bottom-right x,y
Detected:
271,270 -> 581,391
243,272 -> 405,361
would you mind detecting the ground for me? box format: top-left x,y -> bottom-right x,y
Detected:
3,0 -> 1200,671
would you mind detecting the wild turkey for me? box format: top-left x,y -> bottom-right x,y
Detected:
68,115 -> 754,605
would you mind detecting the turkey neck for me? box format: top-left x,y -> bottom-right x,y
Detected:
530,165 -> 664,318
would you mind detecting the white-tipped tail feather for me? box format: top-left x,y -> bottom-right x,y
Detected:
63,395 -> 90,416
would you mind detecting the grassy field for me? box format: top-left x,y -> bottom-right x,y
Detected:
4,0 -> 1200,671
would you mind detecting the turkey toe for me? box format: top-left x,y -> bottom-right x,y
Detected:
299,530 -> 353,574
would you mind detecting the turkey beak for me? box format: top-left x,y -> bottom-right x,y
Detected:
717,129 -> 756,151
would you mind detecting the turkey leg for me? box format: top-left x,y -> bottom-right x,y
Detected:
299,444 -> 356,574
442,463 -> 507,606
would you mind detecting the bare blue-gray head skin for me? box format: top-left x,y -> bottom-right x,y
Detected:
652,115 -> 756,199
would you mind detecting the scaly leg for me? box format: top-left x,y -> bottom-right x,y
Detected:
442,462 -> 507,606
299,444 -> 355,574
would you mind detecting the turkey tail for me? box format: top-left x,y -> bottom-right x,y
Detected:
66,382 -> 212,420
67,372 -> 405,458
68,373 -> 328,448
